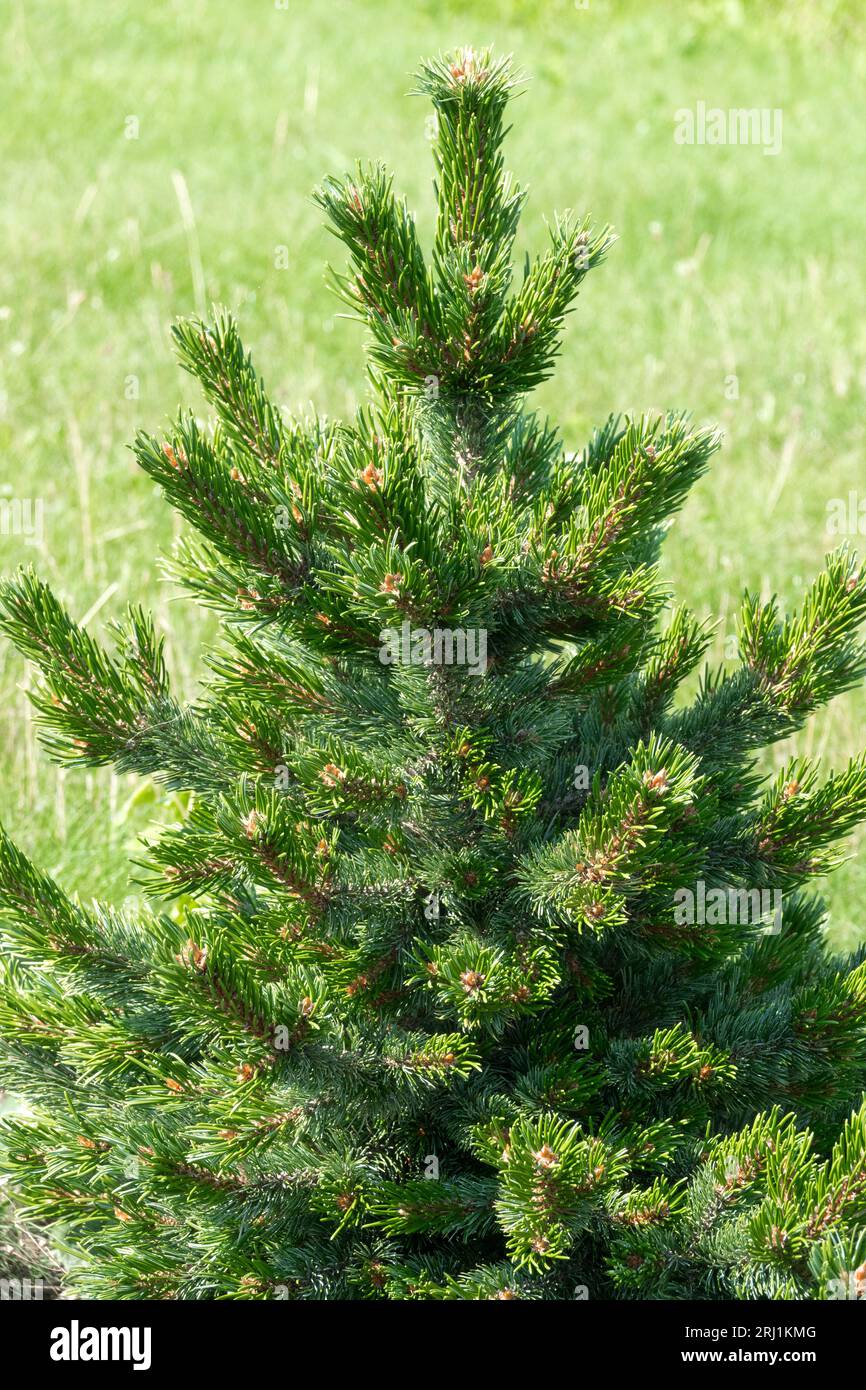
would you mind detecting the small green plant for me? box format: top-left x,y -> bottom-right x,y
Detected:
0,48 -> 864,1300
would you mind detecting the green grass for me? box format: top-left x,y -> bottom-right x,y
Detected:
1,0 -> 865,946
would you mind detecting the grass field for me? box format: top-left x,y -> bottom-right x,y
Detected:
1,0 -> 865,946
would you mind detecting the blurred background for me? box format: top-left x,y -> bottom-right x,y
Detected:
1,0 -> 865,948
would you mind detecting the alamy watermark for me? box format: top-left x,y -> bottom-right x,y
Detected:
827,493 -> 866,536
1,1275 -> 44,1300
674,881 -> 782,933
827,1266 -> 866,1300
379,620 -> 487,676
674,102 -> 783,156
0,496 -> 44,544
50,1320 -> 152,1371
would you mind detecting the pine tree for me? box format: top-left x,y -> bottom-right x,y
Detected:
1,46 -> 866,1302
